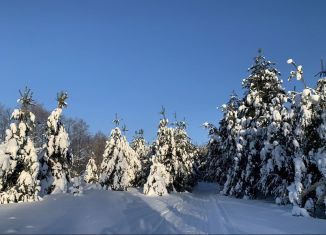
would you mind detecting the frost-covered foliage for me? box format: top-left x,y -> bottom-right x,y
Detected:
130,129 -> 151,187
40,92 -> 72,195
144,114 -> 198,196
84,158 -> 98,184
99,127 -> 141,191
0,88 -> 40,204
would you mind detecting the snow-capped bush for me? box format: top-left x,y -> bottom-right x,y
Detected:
84,158 -> 99,184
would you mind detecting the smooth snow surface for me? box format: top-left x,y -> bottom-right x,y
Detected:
0,182 -> 325,234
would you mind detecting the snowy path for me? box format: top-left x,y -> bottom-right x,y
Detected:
0,182 -> 325,234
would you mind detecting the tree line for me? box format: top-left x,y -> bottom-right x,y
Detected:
0,88 -> 199,203
0,51 -> 325,219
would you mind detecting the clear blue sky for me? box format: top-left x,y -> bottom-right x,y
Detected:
0,0 -> 325,144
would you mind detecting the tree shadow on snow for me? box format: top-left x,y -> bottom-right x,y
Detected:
100,193 -> 180,234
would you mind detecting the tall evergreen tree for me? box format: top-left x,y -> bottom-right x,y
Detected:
312,77 -> 326,216
220,51 -> 289,199
202,122 -> 220,182
204,92 -> 241,188
40,92 -> 72,195
0,88 -> 40,203
287,59 -> 326,217
144,112 -> 174,195
130,129 -> 151,187
144,108 -> 198,195
173,116 -> 199,192
239,51 -> 286,199
99,115 -> 141,191
211,93 -> 247,197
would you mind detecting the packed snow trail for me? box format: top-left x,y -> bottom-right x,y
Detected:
0,183 -> 325,234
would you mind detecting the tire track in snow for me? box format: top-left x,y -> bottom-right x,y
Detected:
148,197 -> 204,234
213,196 -> 243,234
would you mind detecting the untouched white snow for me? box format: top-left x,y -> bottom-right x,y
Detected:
0,182 -> 325,234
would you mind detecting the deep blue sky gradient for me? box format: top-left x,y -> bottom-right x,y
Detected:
0,0 -> 325,144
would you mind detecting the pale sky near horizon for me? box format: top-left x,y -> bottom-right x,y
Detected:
0,0 -> 325,144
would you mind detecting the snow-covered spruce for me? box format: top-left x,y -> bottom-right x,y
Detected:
287,69 -> 326,217
220,52 -> 293,200
204,93 -> 241,188
173,118 -> 199,192
99,127 -> 141,191
201,122 -> 220,182
144,118 -> 174,195
84,158 -> 98,184
130,129 -> 151,187
144,113 -> 198,196
0,88 -> 41,204
39,92 -> 72,195
213,93 -> 247,197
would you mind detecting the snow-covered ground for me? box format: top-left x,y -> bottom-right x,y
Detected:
0,182 -> 325,234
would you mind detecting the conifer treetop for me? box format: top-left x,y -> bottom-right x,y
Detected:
113,113 -> 122,127
134,129 -> 144,138
160,106 -> 166,120
177,117 -> 187,130
315,59 -> 326,79
18,87 -> 34,111
57,91 -> 68,108
247,49 -> 280,79
122,124 -> 128,135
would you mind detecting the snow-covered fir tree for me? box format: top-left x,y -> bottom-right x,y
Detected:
84,158 -> 98,184
287,59 -> 326,217
0,88 -> 40,204
221,101 -> 248,197
312,77 -> 326,216
203,92 -> 241,188
172,116 -> 199,192
210,92 -> 247,196
40,92 -> 72,195
144,108 -> 198,195
221,51 -> 290,200
99,115 -> 141,191
130,129 -> 151,187
201,122 -> 220,182
144,111 -> 174,195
